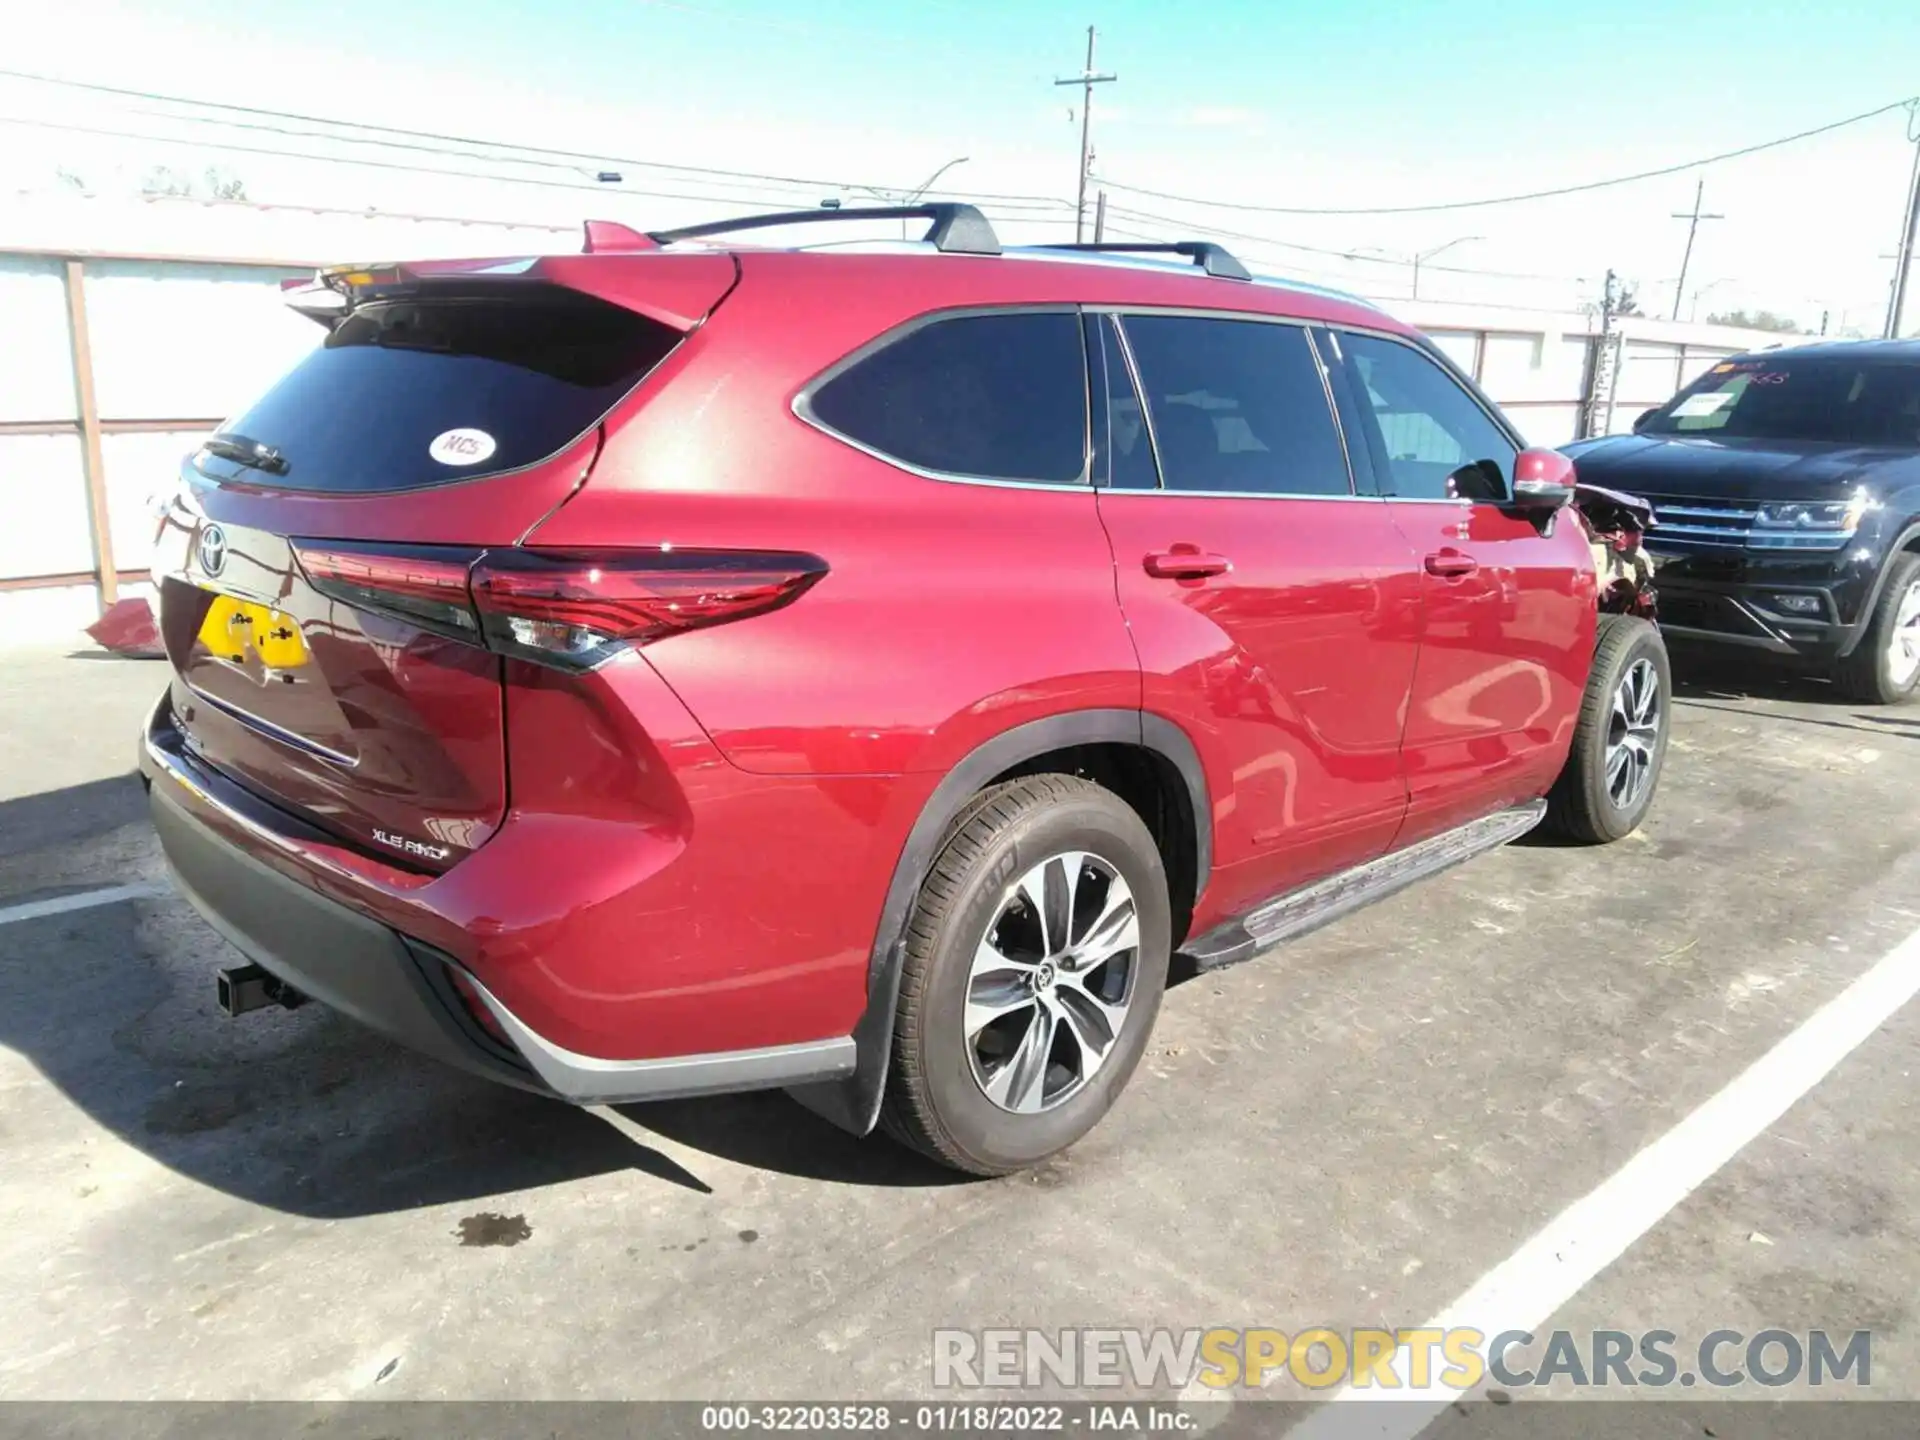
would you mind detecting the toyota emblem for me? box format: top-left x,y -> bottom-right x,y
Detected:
197,523 -> 228,578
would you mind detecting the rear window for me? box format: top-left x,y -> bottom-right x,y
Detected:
1643,357 -> 1920,446
806,312 -> 1089,483
196,286 -> 682,492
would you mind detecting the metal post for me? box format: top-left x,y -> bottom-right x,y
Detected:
1093,189 -> 1108,242
62,259 -> 117,610
1581,270 -> 1619,440
1885,113 -> 1920,339
1055,27 -> 1116,243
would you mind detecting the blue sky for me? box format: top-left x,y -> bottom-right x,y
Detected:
6,0 -> 1919,327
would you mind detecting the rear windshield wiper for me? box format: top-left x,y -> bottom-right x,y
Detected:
203,433 -> 290,476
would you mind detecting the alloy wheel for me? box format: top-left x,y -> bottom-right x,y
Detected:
964,851 -> 1140,1114
1605,656 -> 1662,811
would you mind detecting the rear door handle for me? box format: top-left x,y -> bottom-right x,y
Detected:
1424,548 -> 1479,579
1144,547 -> 1233,579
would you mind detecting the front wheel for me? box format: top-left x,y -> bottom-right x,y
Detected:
1544,614 -> 1671,844
879,775 -> 1171,1176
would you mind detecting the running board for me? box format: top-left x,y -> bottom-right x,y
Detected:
1180,801 -> 1547,972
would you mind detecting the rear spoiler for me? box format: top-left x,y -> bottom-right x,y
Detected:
278,250 -> 737,333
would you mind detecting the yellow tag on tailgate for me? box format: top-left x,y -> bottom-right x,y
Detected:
197,596 -> 310,669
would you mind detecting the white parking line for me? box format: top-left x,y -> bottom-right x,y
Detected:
1284,917 -> 1920,1439
0,882 -> 168,928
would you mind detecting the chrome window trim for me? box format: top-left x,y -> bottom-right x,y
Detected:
1105,313 -> 1165,491
1097,487 -> 1385,504
1304,327 -> 1361,496
1106,308 -> 1360,501
791,303 -> 1095,493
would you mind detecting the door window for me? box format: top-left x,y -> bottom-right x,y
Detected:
1117,315 -> 1351,497
1335,331 -> 1518,500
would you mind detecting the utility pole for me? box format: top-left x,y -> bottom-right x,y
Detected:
1584,270 -> 1624,439
1884,105 -> 1920,338
1669,177 -> 1724,321
1093,189 -> 1109,242
1055,26 -> 1117,242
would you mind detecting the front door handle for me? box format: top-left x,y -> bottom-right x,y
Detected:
1424,548 -> 1479,579
1144,546 -> 1233,580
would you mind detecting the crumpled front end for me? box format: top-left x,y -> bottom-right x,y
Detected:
1573,482 -> 1658,620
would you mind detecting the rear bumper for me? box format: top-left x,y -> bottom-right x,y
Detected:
142,696 -> 856,1105
151,780 -> 543,1093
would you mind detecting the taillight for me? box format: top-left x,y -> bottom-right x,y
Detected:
296,542 -> 482,642
471,549 -> 827,668
292,541 -> 825,669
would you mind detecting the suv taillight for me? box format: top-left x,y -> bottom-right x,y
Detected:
294,542 -> 826,670
472,549 -> 826,668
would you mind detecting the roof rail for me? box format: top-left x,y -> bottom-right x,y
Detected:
649,203 -> 1001,256
1035,241 -> 1252,281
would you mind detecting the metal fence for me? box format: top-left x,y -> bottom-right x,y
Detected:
0,249 -> 312,633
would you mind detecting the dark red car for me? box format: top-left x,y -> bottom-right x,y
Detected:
141,206 -> 1667,1175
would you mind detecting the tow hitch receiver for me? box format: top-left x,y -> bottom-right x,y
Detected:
216,963 -> 308,1016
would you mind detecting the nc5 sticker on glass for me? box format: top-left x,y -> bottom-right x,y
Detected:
429,429 -> 497,466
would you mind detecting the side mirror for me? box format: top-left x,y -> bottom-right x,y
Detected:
1632,407 -> 1659,433
1510,448 -> 1576,511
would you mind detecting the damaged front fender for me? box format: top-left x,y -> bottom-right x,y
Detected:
1572,482 -> 1658,619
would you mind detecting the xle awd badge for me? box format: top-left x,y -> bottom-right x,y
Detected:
197,523 -> 228,578
372,829 -> 452,861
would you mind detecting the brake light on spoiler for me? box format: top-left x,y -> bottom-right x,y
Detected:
295,543 -> 826,669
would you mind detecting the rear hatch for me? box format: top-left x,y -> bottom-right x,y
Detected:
150,254 -> 736,871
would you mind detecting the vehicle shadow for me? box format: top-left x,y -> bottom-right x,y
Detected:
0,777 -> 963,1222
1665,641 -> 1839,705
1664,641 -> 1920,737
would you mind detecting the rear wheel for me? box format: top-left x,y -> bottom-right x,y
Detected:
1544,614 -> 1671,844
1832,554 -> 1920,705
880,775 -> 1170,1176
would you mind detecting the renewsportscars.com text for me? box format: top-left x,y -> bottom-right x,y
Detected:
932,1327 -> 1872,1391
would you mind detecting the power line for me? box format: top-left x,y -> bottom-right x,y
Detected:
0,67 -> 1070,207
0,114 -> 1077,229
1092,95 -> 1920,216
1101,202 -> 1590,283
100,102 -> 1072,216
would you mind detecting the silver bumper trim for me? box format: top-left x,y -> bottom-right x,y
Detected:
464,975 -> 857,1106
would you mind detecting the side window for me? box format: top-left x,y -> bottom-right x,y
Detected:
1336,331 -> 1518,500
1117,315 -> 1350,497
806,312 -> 1088,484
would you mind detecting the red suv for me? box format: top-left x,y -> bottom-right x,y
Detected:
141,205 -> 1667,1175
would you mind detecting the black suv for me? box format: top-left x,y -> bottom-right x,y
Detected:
1565,339 -> 1920,703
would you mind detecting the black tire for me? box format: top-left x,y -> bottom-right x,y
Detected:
879,774 -> 1171,1176
1832,553 -> 1920,705
1544,614 -> 1671,844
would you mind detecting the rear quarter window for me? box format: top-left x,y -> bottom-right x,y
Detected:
805,312 -> 1089,484
196,286 -> 683,493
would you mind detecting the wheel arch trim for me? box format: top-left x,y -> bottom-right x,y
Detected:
1839,522 -> 1920,657
786,707 -> 1210,1136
